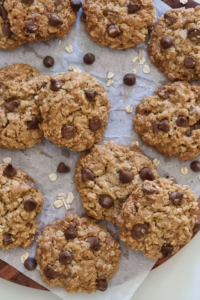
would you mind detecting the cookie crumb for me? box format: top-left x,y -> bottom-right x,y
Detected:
54,200 -> 64,208
153,158 -> 160,166
131,140 -> 139,147
133,69 -> 137,74
66,192 -> 74,204
181,167 -> 188,175
3,157 -> 11,164
132,56 -> 138,63
107,72 -> 114,79
20,252 -> 29,263
66,44 -> 73,53
126,105 -> 133,113
49,173 -> 57,182
106,79 -> 113,87
143,65 -> 151,74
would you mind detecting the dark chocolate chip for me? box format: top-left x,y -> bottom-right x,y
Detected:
65,224 -> 78,239
127,1 -> 140,13
89,117 -> 102,131
3,164 -> 17,178
49,13 -> 63,26
4,100 -> 19,112
164,12 -> 176,25
59,250 -> 73,265
97,279 -> 108,291
123,73 -> 136,86
25,20 -> 38,33
160,36 -> 174,49
86,237 -> 100,251
85,90 -> 98,101
119,170 -> 134,183
24,198 -> 37,212
57,162 -> 70,173
142,184 -> 155,194
139,167 -> 153,180
70,0 -> 82,11
169,192 -> 183,206
81,168 -> 95,181
157,87 -> 170,99
25,179 -> 35,188
62,125 -> 76,139
99,194 -> 114,209
2,23 -> 12,37
157,118 -> 169,132
83,53 -> 95,65
131,223 -> 149,240
184,56 -> 196,69
185,126 -> 193,137
0,6 -> 8,20
193,220 -> 200,234
107,25 -> 121,38
190,161 -> 200,172
161,244 -> 173,258
22,0 -> 34,4
176,116 -> 188,127
27,117 -> 39,129
3,233 -> 12,246
44,265 -> 58,280
43,56 -> 54,68
50,79 -> 64,91
24,258 -> 37,271
187,27 -> 200,40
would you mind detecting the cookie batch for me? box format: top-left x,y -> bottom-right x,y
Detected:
0,0 -> 200,296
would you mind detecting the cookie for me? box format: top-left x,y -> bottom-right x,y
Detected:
36,214 -> 121,294
0,63 -> 49,149
0,163 -> 44,249
118,178 -> 198,259
133,81 -> 200,161
148,7 -> 200,81
38,72 -> 110,151
82,0 -> 156,49
74,141 -> 159,224
5,0 -> 81,43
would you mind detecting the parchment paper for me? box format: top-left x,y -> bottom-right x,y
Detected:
1,1 -> 199,300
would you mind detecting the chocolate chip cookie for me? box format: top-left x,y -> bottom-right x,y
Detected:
83,0 -> 156,49
75,141 -> 159,224
36,214 -> 121,294
0,163 -> 44,249
5,0 -> 81,42
118,178 -> 198,259
0,64 -> 49,149
38,72 -> 110,151
133,81 -> 200,161
148,7 -> 200,81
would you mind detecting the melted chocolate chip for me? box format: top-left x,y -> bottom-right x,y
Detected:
185,127 -> 193,137
176,116 -> 188,127
164,12 -> 176,25
157,118 -> 169,132
43,56 -> 54,67
24,198 -> 37,212
25,20 -> 38,33
160,36 -> 174,49
2,23 -> 12,37
123,73 -> 136,86
89,117 -> 102,131
27,118 -> 39,129
119,170 -> 134,183
83,53 -> 95,64
97,279 -> 108,291
3,164 -> 17,178
50,79 -> 64,91
99,194 -> 114,209
0,6 -> 8,20
161,244 -> 173,258
169,192 -> 183,206
49,14 -> 63,26
157,87 -> 170,99
132,223 -> 149,240
184,56 -> 196,69
59,250 -> 73,265
190,161 -> 200,172
128,1 -> 140,13
187,27 -> 200,40
107,25 -> 121,38
57,162 -> 70,173
193,220 -> 200,234
81,168 -> 95,181
86,237 -> 100,251
139,167 -> 153,180
62,125 -> 76,139
85,90 -> 98,101
3,233 -> 12,246
25,179 -> 35,188
65,224 -> 78,239
70,0 -> 82,11
45,265 -> 58,280
4,100 -> 19,112
24,258 -> 37,271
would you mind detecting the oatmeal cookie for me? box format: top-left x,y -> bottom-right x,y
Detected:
74,141 -> 159,224
36,214 -> 121,294
83,0 -> 156,49
148,7 -> 200,81
118,178 -> 198,259
133,81 -> 200,161
38,72 -> 110,151
0,163 -> 44,249
5,0 -> 81,43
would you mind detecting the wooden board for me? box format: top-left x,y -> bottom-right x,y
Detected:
0,0 -> 200,291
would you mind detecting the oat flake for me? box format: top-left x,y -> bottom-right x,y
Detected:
107,72 -> 114,79
49,173 -> 57,182
131,141 -> 139,147
126,105 -> 133,114
132,56 -> 138,63
143,65 -> 151,74
3,157 -> 11,164
54,200 -> 64,208
66,192 -> 74,204
181,167 -> 188,175
133,69 -> 137,74
20,252 -> 29,263
107,79 -> 113,87
180,0 -> 188,4
66,44 -> 73,53
153,158 -> 160,166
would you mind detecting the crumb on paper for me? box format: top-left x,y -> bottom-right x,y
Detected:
126,105 -> 133,114
107,79 -> 113,87
68,65 -> 81,73
3,157 -> 11,164
20,252 -> 29,263
131,141 -> 139,147
107,72 -> 114,79
181,167 -> 188,175
132,56 -> 138,63
59,40 -> 61,45
133,69 -> 137,74
143,65 -> 151,74
49,173 -> 57,182
180,0 -> 188,4
66,44 -> 73,53
153,158 -> 160,166
66,192 -> 74,204
38,149 -> 41,153
54,200 -> 64,208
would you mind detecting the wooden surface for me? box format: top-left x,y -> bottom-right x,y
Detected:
0,0 -> 200,291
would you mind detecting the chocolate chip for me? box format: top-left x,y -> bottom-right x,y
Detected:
62,125 -> 76,139
57,162 -> 70,173
99,194 -> 114,209
25,20 -> 38,33
164,12 -> 176,25
4,100 -> 19,112
190,161 -> 200,172
3,233 -> 12,246
49,14 -> 63,26
161,244 -> 173,258
184,56 -> 196,69
142,184 -> 155,194
2,23 -> 12,37
59,250 -> 73,265
24,258 -> 37,271
0,6 -> 8,20
123,73 -> 136,86
83,53 -> 95,65
22,0 -> 34,4
3,164 -> 17,178
97,279 -> 108,291
187,27 -> 200,40
50,79 -> 64,91
86,237 -> 100,251
193,220 -> 200,234
41,83 -> 46,89
169,192 -> 183,206
160,36 -> 174,49
70,0 -> 82,11
176,116 -> 188,127
131,223 -> 149,240
65,224 -> 78,239
89,117 -> 102,131
139,167 -> 153,180
127,1 -> 140,13
24,199 -> 37,212
27,117 -> 39,129
107,25 -> 121,38
44,265 -> 58,280
157,118 -> 169,133
85,90 -> 98,101
157,87 -> 170,99
185,127 -> 193,137
25,179 -> 35,188
81,168 -> 95,181
43,56 -> 54,68
119,170 -> 134,183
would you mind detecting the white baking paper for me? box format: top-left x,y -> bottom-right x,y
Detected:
1,1 -> 198,300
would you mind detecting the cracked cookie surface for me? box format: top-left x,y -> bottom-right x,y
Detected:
83,0 -> 156,49
148,7 -> 200,81
38,72 -> 110,151
36,214 -> 121,294
133,81 -> 200,161
118,178 -> 198,259
0,163 -> 44,250
75,141 -> 158,224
